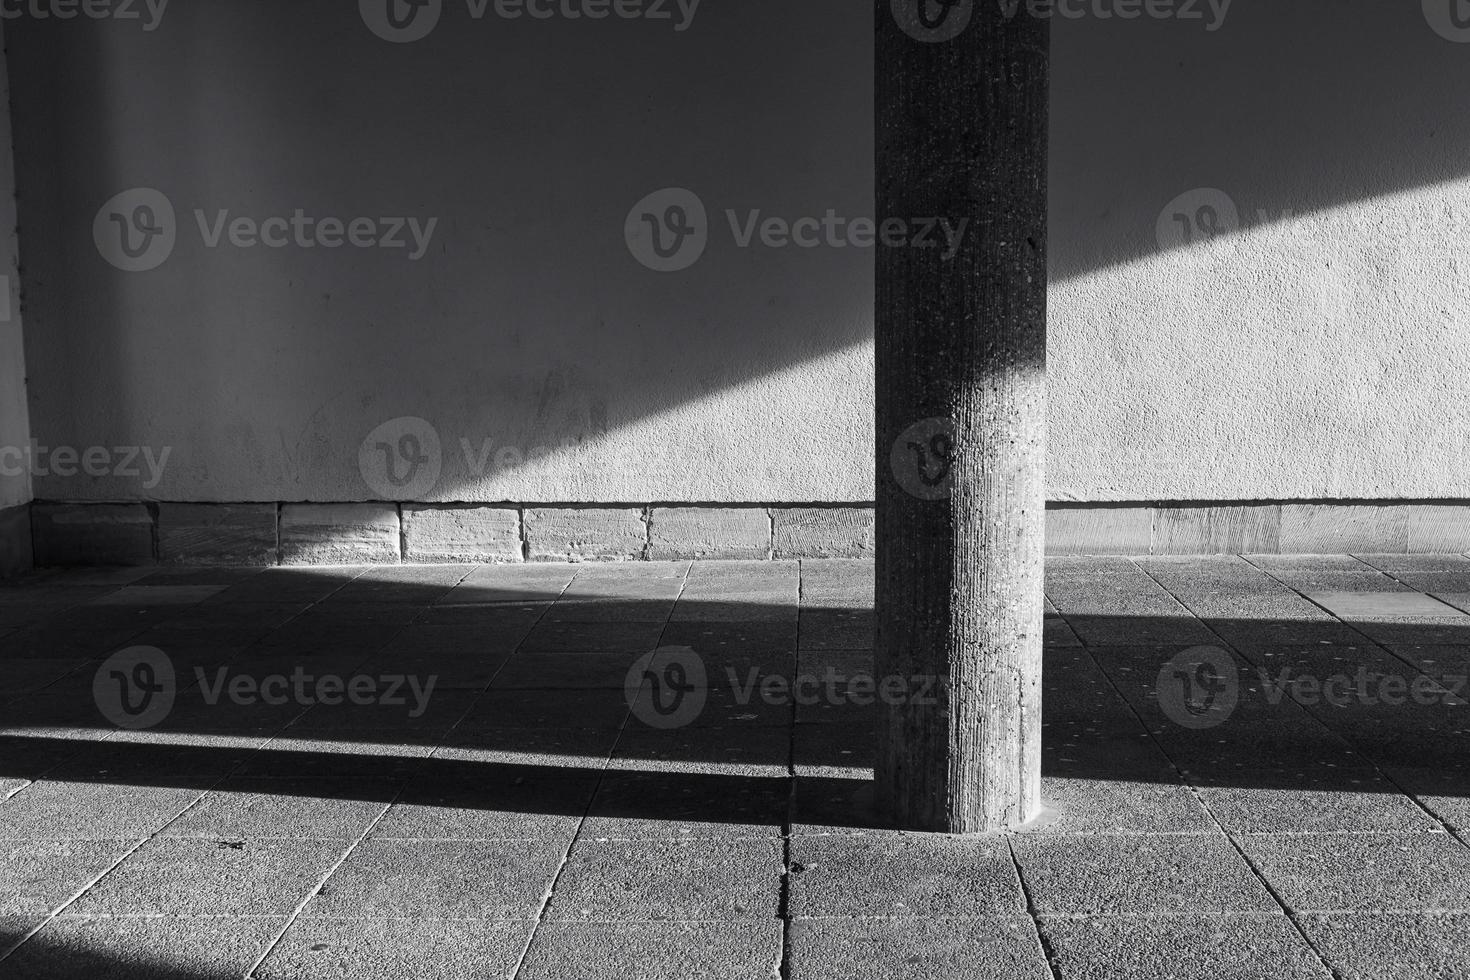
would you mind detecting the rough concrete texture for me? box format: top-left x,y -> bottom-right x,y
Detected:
12,7 -> 1470,506
1154,505 -> 1281,555
279,503 -> 400,565
8,557 -> 1470,977
0,26 -> 30,515
157,502 -> 277,565
774,508 -> 875,559
0,504 -> 30,578
545,838 -> 783,921
1041,914 -> 1331,980
521,921 -> 783,980
1237,834 -> 1470,912
3,915 -> 284,980
788,917 -> 1049,980
525,508 -> 646,562
1299,912 -> 1470,980
1280,505 -> 1413,554
68,838 -> 345,916
648,507 -> 771,561
31,503 -> 154,566
403,505 -> 522,563
788,835 -> 1024,918
302,839 -> 565,920
257,919 -> 532,980
1047,508 -> 1154,555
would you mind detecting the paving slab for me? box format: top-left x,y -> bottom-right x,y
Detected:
1306,591 -> 1466,619
1040,913 -> 1331,980
2,914 -> 284,979
787,916 -> 1048,980
0,840 -> 134,916
432,728 -> 619,770
1029,774 -> 1216,835
521,920 -> 782,980
369,774 -> 595,841
70,837 -> 346,916
519,621 -> 666,655
1012,835 -> 1276,915
1299,911 -> 1470,980
1192,769 -> 1440,834
545,837 -> 782,921
788,834 -> 1023,918
158,778 -> 396,840
0,781 -> 203,840
304,839 -> 565,919
580,771 -> 786,841
1238,832 -> 1470,912
256,917 -> 532,980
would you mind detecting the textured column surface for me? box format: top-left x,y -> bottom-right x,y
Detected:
874,0 -> 1050,833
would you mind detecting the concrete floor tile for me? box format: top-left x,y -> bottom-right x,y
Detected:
788,834 -> 1023,918
432,728 -> 619,769
519,621 -> 666,655
1306,591 -> 1465,619
1239,833 -> 1470,912
488,651 -> 642,691
1041,913 -> 1331,980
581,771 -> 787,841
0,781 -> 203,839
609,727 -> 790,776
1383,767 -> 1470,830
230,736 -> 436,780
1032,774 -> 1216,835
788,916 -> 1049,980
2,914 -> 284,980
304,839 -> 565,919
0,840 -> 134,916
370,773 -> 595,840
256,917 -> 532,980
521,920 -> 782,980
1194,770 -> 1439,834
1012,835 -> 1275,915
456,688 -> 630,731
793,723 -> 874,779
70,838 -> 346,916
1299,911 -> 1470,980
158,778 -> 396,840
546,838 -> 782,921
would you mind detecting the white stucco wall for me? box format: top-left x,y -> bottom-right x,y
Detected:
6,1 -> 1468,504
0,22 -> 32,510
